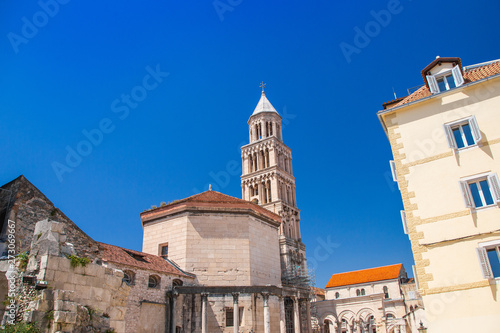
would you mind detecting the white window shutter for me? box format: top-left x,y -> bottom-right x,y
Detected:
412,265 -> 420,290
487,173 -> 500,202
443,124 -> 456,149
469,116 -> 482,143
452,65 -> 465,87
459,181 -> 473,208
476,247 -> 493,279
400,210 -> 408,234
390,160 -> 398,182
427,75 -> 439,93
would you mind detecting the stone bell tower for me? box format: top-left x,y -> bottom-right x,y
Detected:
241,83 -> 307,286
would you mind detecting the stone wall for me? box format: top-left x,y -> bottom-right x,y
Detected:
2,219 -> 130,332
103,261 -> 195,333
142,211 -> 281,287
0,176 -> 99,259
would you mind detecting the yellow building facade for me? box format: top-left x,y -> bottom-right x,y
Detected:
377,57 -> 500,332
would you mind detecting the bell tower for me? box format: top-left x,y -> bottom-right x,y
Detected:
241,83 -> 307,285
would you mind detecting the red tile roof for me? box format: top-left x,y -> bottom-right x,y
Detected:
325,264 -> 403,288
98,242 -> 193,277
140,190 -> 281,225
389,60 -> 500,108
312,287 -> 325,296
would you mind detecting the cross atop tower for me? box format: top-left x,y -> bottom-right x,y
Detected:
259,81 -> 266,93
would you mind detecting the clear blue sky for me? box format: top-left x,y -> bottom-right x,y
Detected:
1,0 -> 499,288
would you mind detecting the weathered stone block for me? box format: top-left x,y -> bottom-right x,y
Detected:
53,310 -> 66,323
63,301 -> 77,312
54,300 -> 64,311
65,311 -> 77,324
84,264 -> 100,277
109,307 -> 125,321
54,270 -> 69,283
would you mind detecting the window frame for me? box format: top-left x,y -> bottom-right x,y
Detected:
123,270 -> 135,286
477,240 -> 500,280
427,65 -> 464,94
400,210 -> 408,235
459,172 -> 500,210
159,242 -> 169,259
443,116 -> 482,150
383,286 -> 389,299
148,275 -> 160,289
225,307 -> 243,327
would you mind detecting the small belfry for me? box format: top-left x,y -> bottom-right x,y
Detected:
241,84 -> 306,285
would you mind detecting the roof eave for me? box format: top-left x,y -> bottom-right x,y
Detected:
376,72 -> 500,135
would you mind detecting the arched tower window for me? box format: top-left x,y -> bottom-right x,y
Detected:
383,286 -> 389,299
335,292 -> 340,299
361,288 -> 366,295
267,180 -> 272,202
265,149 -> 270,168
356,289 -> 360,296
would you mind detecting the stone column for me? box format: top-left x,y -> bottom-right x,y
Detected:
171,293 -> 177,333
305,299 -> 312,333
263,293 -> 270,333
293,296 -> 301,333
354,320 -> 360,333
233,293 -> 239,333
201,293 -> 208,333
279,296 -> 286,333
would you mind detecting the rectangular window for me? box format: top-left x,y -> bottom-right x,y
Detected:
469,180 -> 494,208
460,173 -> 500,209
159,242 -> 168,258
477,241 -> 500,279
225,307 -> 243,327
436,73 -> 456,91
443,116 -> 482,149
427,65 -> 464,94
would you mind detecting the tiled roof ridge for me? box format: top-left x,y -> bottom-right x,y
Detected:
142,190 -> 282,222
325,263 -> 403,289
331,263 -> 402,276
97,241 -> 193,277
391,60 -> 500,108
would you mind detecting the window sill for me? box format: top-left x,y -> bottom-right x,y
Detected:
489,278 -> 500,285
455,143 -> 481,152
471,204 -> 499,212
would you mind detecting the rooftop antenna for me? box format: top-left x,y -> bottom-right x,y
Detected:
392,87 -> 397,100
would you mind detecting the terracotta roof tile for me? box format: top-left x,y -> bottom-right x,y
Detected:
312,287 -> 325,296
325,264 -> 403,288
141,190 -> 281,224
98,242 -> 193,277
391,60 -> 500,108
